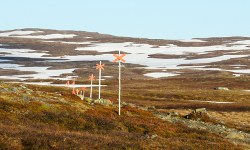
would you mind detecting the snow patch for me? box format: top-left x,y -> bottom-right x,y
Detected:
43,41 -> 94,44
103,76 -> 113,78
0,65 -> 77,81
227,69 -> 250,74
144,72 -> 179,78
0,30 -> 43,37
10,82 -> 106,87
231,40 -> 250,45
76,42 -> 249,55
178,39 -> 207,42
233,74 -> 241,77
0,48 -> 49,58
13,34 -> 76,39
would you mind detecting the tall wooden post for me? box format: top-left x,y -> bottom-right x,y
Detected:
76,89 -> 79,95
96,61 -> 105,99
113,50 -> 126,115
89,74 -> 95,99
118,51 -> 121,115
90,79 -> 93,98
72,79 -> 76,95
81,87 -> 86,100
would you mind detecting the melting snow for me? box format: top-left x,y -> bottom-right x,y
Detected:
227,69 -> 250,74
0,41 -> 250,80
43,41 -> 94,44
54,41 -> 92,44
233,74 -> 241,77
231,40 -> 250,45
13,34 -> 76,39
178,39 -> 207,42
103,76 -> 113,78
0,30 -> 76,39
0,63 -> 22,69
0,65 -> 76,81
9,82 -> 106,88
0,30 -> 43,37
0,48 -> 49,58
144,72 -> 179,78
76,42 -> 249,55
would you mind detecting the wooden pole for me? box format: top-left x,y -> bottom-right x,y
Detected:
98,61 -> 102,99
118,50 -> 121,115
90,79 -> 93,99
89,74 -> 95,99
113,50 -> 126,115
81,87 -> 86,100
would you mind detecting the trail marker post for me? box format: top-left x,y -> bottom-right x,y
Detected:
71,79 -> 76,95
66,81 -> 70,86
88,74 -> 95,99
81,87 -> 86,100
113,50 -> 126,115
96,61 -> 105,99
76,89 -> 79,95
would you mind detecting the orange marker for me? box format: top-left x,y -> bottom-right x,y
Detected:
81,87 -> 86,91
72,79 -> 75,85
88,74 -> 95,81
76,89 -> 79,95
96,63 -> 105,70
72,88 -> 76,95
113,54 -> 126,63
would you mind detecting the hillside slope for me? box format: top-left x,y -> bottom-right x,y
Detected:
0,82 -> 244,149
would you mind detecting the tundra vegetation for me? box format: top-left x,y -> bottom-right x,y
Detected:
0,79 -> 249,149
0,29 -> 250,149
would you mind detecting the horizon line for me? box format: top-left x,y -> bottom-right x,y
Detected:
1,27 -> 250,41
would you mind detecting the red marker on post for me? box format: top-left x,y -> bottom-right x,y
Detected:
81,87 -> 86,91
96,61 -> 105,99
71,79 -> 76,95
81,87 -> 86,100
72,79 -> 75,85
72,88 -> 76,95
113,50 -> 126,115
76,89 -> 79,95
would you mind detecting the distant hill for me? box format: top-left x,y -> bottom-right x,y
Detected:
0,28 -> 250,82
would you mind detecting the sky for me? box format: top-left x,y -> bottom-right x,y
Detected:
0,0 -> 249,39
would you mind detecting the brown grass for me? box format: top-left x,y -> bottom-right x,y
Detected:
0,82 -> 244,149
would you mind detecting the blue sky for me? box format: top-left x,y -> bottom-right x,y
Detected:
0,0 -> 249,39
